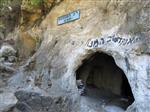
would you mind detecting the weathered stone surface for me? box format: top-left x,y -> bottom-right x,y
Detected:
0,92 -> 17,112
0,0 -> 150,112
9,90 -> 72,112
0,0 -> 22,38
20,0 -> 63,30
0,45 -> 16,57
16,31 -> 37,59
0,45 -> 17,64
35,0 -> 150,111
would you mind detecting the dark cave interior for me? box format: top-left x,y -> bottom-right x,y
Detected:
76,52 -> 134,109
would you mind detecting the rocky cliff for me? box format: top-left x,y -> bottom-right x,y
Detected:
0,0 -> 150,112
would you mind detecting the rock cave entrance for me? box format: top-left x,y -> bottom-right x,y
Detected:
76,52 -> 134,111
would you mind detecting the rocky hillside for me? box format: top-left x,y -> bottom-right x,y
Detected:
0,0 -> 150,112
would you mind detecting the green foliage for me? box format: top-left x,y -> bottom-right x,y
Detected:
0,0 -> 21,7
30,0 -> 42,7
0,0 -> 10,6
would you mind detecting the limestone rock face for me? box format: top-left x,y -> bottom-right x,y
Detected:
0,45 -> 17,91
0,45 -> 16,57
0,45 -> 17,63
10,90 -> 71,112
0,0 -> 150,112
0,0 -> 22,39
21,0 -> 63,30
0,92 -> 17,112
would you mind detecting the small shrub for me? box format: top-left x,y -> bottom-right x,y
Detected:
30,0 -> 42,7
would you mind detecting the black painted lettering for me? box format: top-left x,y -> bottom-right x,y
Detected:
87,40 -> 93,47
135,37 -> 141,42
106,36 -> 112,43
122,39 -> 128,45
100,38 -> 105,44
112,37 -> 118,42
120,38 -> 126,45
118,37 -> 122,43
86,35 -> 141,48
127,37 -> 135,45
93,39 -> 99,47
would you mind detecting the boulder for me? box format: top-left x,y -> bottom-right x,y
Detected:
0,92 -> 17,112
0,45 -> 16,63
0,45 -> 16,57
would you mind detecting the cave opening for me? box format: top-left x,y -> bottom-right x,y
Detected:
76,52 -> 134,110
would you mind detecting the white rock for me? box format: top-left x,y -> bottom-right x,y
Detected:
8,56 -> 17,62
0,45 -> 16,57
0,92 -> 17,111
104,105 -> 125,112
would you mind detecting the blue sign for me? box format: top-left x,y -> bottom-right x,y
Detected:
57,10 -> 80,25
